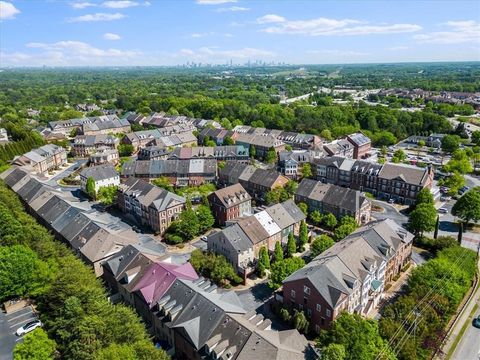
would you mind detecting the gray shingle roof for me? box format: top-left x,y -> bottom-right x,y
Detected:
80,165 -> 118,182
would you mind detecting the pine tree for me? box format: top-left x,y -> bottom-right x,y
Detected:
298,221 -> 308,251
258,246 -> 270,277
434,215 -> 439,239
273,241 -> 284,263
85,177 -> 96,200
286,232 -> 296,258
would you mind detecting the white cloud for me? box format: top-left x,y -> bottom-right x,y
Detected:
388,46 -> 408,51
103,32 -> 121,40
188,31 -> 233,38
3,40 -> 141,66
71,2 -> 96,9
68,12 -> 126,22
196,0 -> 237,4
257,14 -> 286,24
414,20 -> 480,44
256,14 -> 421,36
215,6 -> 249,12
173,46 -> 275,62
102,1 -> 139,8
0,1 -> 20,19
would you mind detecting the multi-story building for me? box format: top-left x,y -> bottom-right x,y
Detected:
117,178 -> 186,234
323,139 -> 354,158
122,130 -> 197,152
137,146 -> 171,161
218,162 -> 290,200
48,115 -> 130,136
278,150 -> 324,179
295,178 -> 371,224
282,219 -> 413,332
168,145 -> 249,162
207,184 -> 252,226
12,144 -> 67,175
89,148 -> 119,166
71,134 -> 119,157
312,156 -> 434,205
234,133 -> 286,159
79,165 -> 120,193
121,159 -> 217,187
208,200 -> 306,277
347,132 -> 372,159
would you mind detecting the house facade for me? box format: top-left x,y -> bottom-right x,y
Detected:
79,165 -> 120,193
207,183 -> 252,226
13,144 -> 67,175
72,134 -> 119,157
346,132 -> 372,159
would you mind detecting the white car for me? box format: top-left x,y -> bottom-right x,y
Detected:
200,235 -> 208,241
437,208 -> 449,214
16,320 -> 42,336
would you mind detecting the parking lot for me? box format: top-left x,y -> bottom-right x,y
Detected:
0,306 -> 38,360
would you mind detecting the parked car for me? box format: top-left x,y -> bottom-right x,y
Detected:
200,235 -> 208,241
388,198 -> 395,204
438,208 -> 449,214
472,316 -> 480,329
440,196 -> 451,202
16,320 -> 42,336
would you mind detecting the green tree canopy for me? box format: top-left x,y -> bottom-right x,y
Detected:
196,205 -> 215,233
408,203 -> 437,236
302,163 -> 312,178
118,144 -> 134,157
273,241 -> 284,263
416,188 -> 434,206
258,246 -> 270,277
452,187 -> 480,224
322,212 -> 338,229
265,146 -> 277,164
309,210 -> 323,226
13,329 -> 56,360
269,257 -> 305,289
298,221 -> 309,250
311,235 -> 335,257
441,134 -> 460,154
86,176 -> 96,199
286,232 -> 296,258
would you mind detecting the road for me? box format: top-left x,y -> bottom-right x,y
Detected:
452,304 -> 480,360
43,159 -> 88,188
371,200 -> 408,227
0,307 -> 37,360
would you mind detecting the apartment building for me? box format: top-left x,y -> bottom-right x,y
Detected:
122,129 -> 197,152
278,150 -> 324,179
79,165 -> 120,193
207,184 -> 252,226
282,219 -> 413,332
168,145 -> 249,162
89,148 -> 119,166
13,144 -> 67,175
117,178 -> 186,235
48,115 -> 130,136
71,134 -> 119,157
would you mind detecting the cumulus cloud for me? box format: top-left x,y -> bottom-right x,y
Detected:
103,32 -> 121,40
68,12 -> 126,22
0,1 -> 20,19
256,14 -> 421,36
174,46 -> 275,62
102,1 -> 140,8
196,0 -> 237,4
414,20 -> 480,44
188,32 -> 233,38
71,2 -> 96,9
1,40 -> 141,66
215,6 -> 249,12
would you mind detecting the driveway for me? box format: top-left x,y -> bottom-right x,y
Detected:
0,307 -> 38,360
371,200 -> 408,227
236,280 -> 273,312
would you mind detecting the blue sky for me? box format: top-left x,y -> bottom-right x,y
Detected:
1,0 -> 479,66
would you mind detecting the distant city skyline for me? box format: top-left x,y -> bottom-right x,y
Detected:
1,0 -> 479,67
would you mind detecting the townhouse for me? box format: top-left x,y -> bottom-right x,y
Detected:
121,159 -> 217,187
79,165 -> 120,193
48,115 -> 131,136
208,200 -> 306,277
278,150 -> 324,179
234,133 -> 286,159
89,148 -> 119,166
295,178 -> 371,224
117,178 -> 186,235
71,134 -> 119,157
137,146 -> 171,161
122,129 -> 197,152
218,162 -> 290,200
0,166 -> 164,276
347,132 -> 372,159
102,250 -> 314,359
168,145 -> 249,162
282,219 -> 413,332
128,111 -> 221,131
13,144 -> 67,175
323,139 -> 354,158
312,156 -> 434,205
207,184 -> 252,226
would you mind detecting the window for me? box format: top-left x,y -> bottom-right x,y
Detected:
303,286 -> 311,295
316,304 -> 321,312
307,308 -> 312,317
290,290 -> 296,299
326,309 -> 331,318
315,324 -> 321,334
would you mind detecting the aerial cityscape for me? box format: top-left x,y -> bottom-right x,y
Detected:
0,1 -> 480,360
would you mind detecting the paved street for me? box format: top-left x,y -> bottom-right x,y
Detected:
452,304 -> 480,360
236,280 -> 273,312
371,200 -> 408,227
0,307 -> 37,360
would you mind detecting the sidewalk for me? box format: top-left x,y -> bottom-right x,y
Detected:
436,259 -> 480,359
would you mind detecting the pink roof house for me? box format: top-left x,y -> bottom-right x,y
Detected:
132,262 -> 198,307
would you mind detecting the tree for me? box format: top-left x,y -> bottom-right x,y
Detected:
292,309 -> 309,333
444,150 -> 473,174
434,215 -> 439,239
190,249 -> 242,286
249,144 -> 256,158
320,129 -> 333,141
472,130 -> 480,145
322,212 -> 337,229
118,144 -> 134,157
443,171 -> 465,196
285,180 -> 298,197
86,176 -> 96,199
273,241 -> 284,262
269,257 -> 305,289
223,136 -> 234,145
302,163 -> 312,178
13,329 -> 56,360
298,221 -> 309,251
441,134 -> 460,154
334,216 -> 358,241
309,210 -> 323,226
258,246 -> 270,277
196,205 -> 214,233
152,177 -> 174,193
392,149 -> 406,163
286,232 -> 296,258
280,308 -> 291,322
311,235 -> 335,257
297,202 -> 308,216
97,185 -> 118,205
408,203 -> 437,236
321,343 -> 346,360
172,208 -> 200,241
416,188 -> 434,206
452,188 -> 480,224
265,146 -> 277,164
0,245 -> 49,302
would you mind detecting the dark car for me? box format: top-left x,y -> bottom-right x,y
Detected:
472,316 -> 480,329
